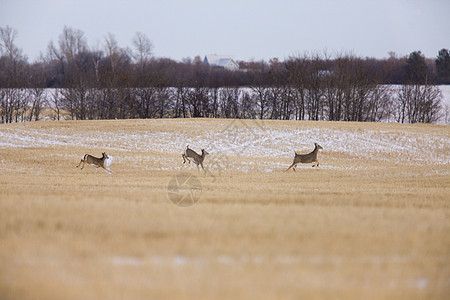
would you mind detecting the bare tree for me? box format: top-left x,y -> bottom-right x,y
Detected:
186,87 -> 208,117
58,26 -> 87,62
134,87 -> 156,118
240,90 -> 257,119
279,86 -> 296,120
220,87 -> 241,118
418,84 -> 442,123
49,88 -> 62,120
304,57 -> 325,121
395,84 -> 442,123
0,26 -> 27,123
132,32 -> 153,67
251,86 -> 271,119
0,89 -> 16,123
104,33 -> 121,75
174,86 -> 190,118
0,26 -> 24,65
366,85 -> 392,122
28,87 -> 44,121
14,89 -> 29,122
27,61 -> 47,121
285,57 -> 307,120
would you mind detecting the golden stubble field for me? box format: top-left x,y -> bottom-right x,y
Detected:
0,118 -> 449,300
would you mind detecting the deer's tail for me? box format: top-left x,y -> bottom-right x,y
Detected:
83,154 -> 88,160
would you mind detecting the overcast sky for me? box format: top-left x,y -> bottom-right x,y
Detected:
1,0 -> 449,62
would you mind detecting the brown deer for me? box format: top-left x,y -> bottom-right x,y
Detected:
182,145 -> 209,171
76,152 -> 111,174
285,143 -> 323,172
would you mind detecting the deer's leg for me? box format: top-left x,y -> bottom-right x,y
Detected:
102,166 -> 112,174
78,159 -> 86,169
285,163 -> 295,172
200,163 -> 205,172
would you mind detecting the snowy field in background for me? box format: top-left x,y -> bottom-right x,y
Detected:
38,85 -> 450,105
440,85 -> 450,106
34,85 -> 450,124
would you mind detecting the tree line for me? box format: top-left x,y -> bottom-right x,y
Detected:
0,25 -> 449,124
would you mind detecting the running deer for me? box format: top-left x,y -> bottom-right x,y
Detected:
182,145 -> 209,171
76,152 -> 111,173
285,143 -> 323,172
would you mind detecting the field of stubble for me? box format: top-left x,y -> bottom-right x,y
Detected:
0,118 -> 449,300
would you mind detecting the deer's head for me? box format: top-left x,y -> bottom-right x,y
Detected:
314,143 -> 323,150
102,152 -> 109,159
202,149 -> 209,156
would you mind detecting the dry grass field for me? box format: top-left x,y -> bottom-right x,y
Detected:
0,118 -> 449,300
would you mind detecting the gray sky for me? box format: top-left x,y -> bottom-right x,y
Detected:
1,0 -> 449,62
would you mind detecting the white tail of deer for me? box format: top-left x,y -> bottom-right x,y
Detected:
182,145 -> 209,172
285,143 -> 323,172
77,152 -> 111,174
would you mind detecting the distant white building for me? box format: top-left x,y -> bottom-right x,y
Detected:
203,55 -> 240,71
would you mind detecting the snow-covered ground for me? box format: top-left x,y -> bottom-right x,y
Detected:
440,85 -> 450,106
0,120 -> 448,173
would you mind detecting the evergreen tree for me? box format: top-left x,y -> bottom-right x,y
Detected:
403,51 -> 427,84
435,48 -> 450,84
